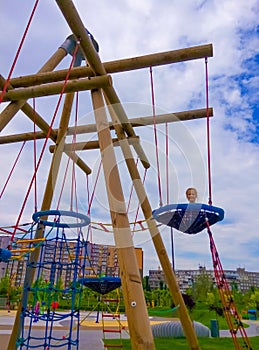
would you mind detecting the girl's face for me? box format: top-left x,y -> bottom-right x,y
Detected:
186,189 -> 197,203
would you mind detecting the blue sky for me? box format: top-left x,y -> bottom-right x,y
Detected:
0,0 -> 258,275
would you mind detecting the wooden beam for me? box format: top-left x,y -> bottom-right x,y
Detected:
2,75 -> 112,101
9,44 -> 213,88
0,47 -> 67,133
103,86 -> 150,169
21,102 -> 57,140
55,0 -> 150,169
7,91 -> 77,350
0,108 -> 213,144
66,151 -> 91,174
106,96 -> 201,350
0,79 -> 91,174
49,136 -> 139,152
21,99 -> 91,174
91,88 -> 155,349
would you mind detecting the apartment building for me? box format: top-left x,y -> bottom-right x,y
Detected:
149,265 -> 259,293
0,236 -> 143,287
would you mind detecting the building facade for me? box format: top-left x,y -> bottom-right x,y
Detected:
149,265 -> 259,293
0,236 -> 143,287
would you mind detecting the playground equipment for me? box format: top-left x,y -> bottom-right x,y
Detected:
0,1 -> 252,350
79,276 -> 124,348
152,203 -> 224,234
11,210 -> 90,349
152,321 -> 210,338
0,247 -> 12,262
152,205 -> 252,349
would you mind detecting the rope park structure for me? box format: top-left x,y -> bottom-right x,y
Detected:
0,1 -> 253,349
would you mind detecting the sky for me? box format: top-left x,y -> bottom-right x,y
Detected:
0,0 -> 258,276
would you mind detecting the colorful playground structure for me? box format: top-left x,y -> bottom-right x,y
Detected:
0,1 -> 253,349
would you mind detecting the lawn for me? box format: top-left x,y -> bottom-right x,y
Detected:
105,336 -> 259,349
148,306 -> 243,330
104,307 -> 257,349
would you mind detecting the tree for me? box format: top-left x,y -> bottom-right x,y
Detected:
249,290 -> 259,311
0,276 -> 10,295
143,276 -> 151,291
192,270 -> 214,302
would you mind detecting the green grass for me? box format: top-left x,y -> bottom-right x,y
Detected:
189,308 -> 229,329
147,307 -> 248,330
105,336 -> 259,349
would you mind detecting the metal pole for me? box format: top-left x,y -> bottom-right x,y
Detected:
171,227 -> 175,270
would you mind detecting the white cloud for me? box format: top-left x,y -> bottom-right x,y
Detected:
0,0 -> 258,276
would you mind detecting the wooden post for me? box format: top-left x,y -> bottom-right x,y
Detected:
91,88 -> 155,350
55,0 -> 150,169
7,93 -> 75,350
0,47 -> 67,132
105,102 -> 201,350
1,3 -> 213,350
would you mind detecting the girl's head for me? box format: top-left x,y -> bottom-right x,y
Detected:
186,187 -> 197,203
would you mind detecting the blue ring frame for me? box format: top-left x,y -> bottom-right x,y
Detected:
152,203 -> 224,234
32,210 -> 90,228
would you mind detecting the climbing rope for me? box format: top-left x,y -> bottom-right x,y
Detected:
150,66 -> 163,206
33,97 -> 38,212
0,141 -> 26,199
87,159 -> 102,216
70,92 -> 79,213
205,57 -> 212,205
131,168 -> 148,236
0,0 -> 40,103
126,158 -> 139,214
11,40 -> 81,241
165,122 -> 169,205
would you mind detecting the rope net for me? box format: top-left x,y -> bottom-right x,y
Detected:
8,210 -> 91,349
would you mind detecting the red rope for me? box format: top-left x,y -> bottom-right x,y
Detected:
126,158 -> 139,213
56,157 -> 71,210
205,57 -> 212,205
0,141 -> 26,199
33,98 -> 37,212
70,92 -> 79,211
165,122 -> 175,269
165,122 -> 169,205
86,174 -> 93,242
0,0 -> 40,104
11,40 -> 81,241
87,159 -> 102,215
72,93 -> 80,212
132,168 -> 147,236
150,66 -> 163,206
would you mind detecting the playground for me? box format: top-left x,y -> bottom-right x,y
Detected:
1,309 -> 259,350
0,1 -> 256,349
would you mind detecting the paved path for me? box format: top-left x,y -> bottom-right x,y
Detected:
220,319 -> 259,337
0,311 -> 130,350
1,310 -> 259,349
